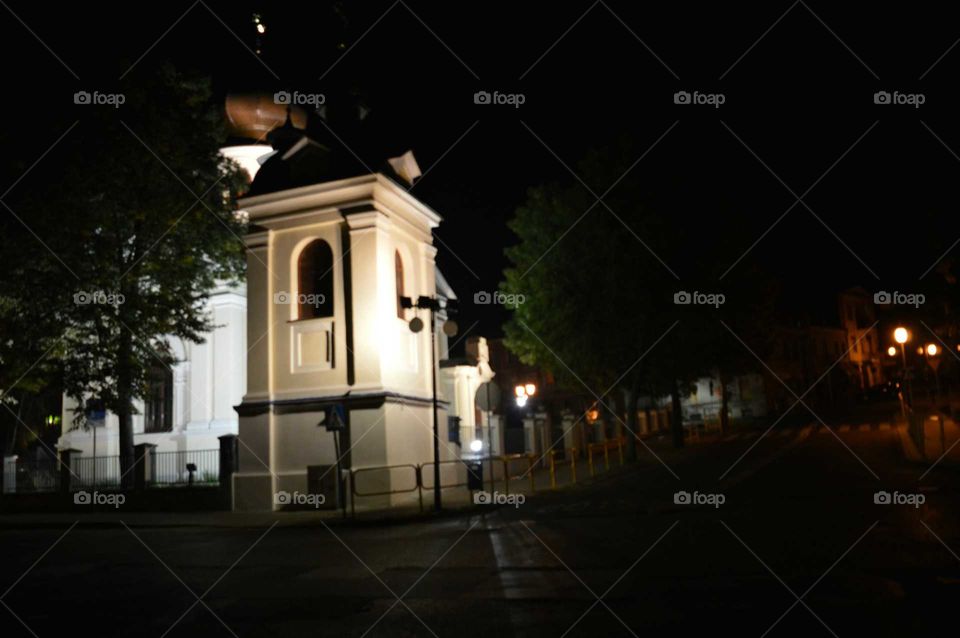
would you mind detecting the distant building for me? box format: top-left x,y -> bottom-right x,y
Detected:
681,373 -> 768,425
838,287 -> 883,389
764,286 -> 884,413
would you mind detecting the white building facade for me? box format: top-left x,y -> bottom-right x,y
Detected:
57,282 -> 247,460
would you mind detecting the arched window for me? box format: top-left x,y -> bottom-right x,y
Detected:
297,240 -> 334,320
395,250 -> 405,319
144,365 -> 173,433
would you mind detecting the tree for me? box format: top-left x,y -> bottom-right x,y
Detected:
501,143 -> 680,457
3,64 -> 247,484
501,139 -> 777,452
0,132 -> 76,457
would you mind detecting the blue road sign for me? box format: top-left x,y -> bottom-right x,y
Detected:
323,403 -> 347,432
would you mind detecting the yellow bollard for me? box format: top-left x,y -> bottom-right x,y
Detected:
549,451 -> 557,489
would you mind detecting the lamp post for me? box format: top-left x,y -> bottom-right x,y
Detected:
514,383 -> 537,455
926,342 -> 942,403
924,343 -> 945,453
894,327 -> 913,410
402,295 -> 457,512
887,345 -> 904,417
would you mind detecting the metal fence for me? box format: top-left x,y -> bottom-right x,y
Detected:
3,456 -> 60,493
347,444 -> 629,515
3,449 -> 220,493
153,449 -> 219,485
73,455 -> 123,489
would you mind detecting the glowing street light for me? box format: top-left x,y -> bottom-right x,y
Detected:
926,343 -> 939,356
887,346 -> 897,357
894,327 -> 909,344
515,383 -> 536,407
469,439 -> 483,453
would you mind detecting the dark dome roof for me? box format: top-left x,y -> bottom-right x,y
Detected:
238,93 -> 414,196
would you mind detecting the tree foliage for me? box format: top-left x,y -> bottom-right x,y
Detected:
501,139 -> 777,449
1,64 -> 247,474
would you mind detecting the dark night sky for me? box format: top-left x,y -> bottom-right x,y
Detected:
5,1 -> 960,338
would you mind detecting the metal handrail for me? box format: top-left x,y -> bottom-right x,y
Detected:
346,448 -> 589,516
548,447 -> 578,487
420,458 -> 476,490
350,464 -> 421,516
586,438 -> 625,475
501,453 -> 536,494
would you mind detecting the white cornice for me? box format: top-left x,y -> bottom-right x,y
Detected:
345,209 -> 392,232
237,173 -> 442,231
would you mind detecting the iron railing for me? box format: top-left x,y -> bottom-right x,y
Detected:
152,449 -> 219,485
3,456 -> 60,493
4,449 -> 221,493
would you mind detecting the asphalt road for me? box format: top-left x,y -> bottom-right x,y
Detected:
2,422 -> 958,637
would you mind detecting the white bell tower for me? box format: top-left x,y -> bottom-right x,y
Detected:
232,158 -> 456,511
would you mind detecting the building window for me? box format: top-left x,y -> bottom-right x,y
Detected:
144,365 -> 173,433
395,250 -> 405,319
297,240 -> 334,320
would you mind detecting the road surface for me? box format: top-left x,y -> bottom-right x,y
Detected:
2,421 -> 958,637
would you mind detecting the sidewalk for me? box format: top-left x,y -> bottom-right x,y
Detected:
898,413 -> 960,466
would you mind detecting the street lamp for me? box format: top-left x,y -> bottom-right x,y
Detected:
924,342 -> 945,451
924,342 -> 942,405
887,346 -> 897,357
894,327 -> 909,345
894,326 -> 913,414
402,295 -> 457,511
514,383 -> 536,407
